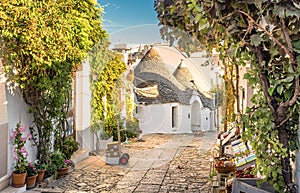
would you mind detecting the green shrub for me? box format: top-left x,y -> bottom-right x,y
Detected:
61,136 -> 79,159
50,151 -> 65,169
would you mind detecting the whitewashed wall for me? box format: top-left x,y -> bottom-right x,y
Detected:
189,93 -> 214,131
178,105 -> 192,133
200,108 -> 211,131
5,88 -> 36,186
138,103 -> 193,134
0,61 -> 9,190
75,59 -> 94,152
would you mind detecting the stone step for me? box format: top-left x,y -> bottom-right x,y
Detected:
71,148 -> 89,164
1,185 -> 26,193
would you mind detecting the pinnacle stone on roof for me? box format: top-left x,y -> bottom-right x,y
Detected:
140,48 -> 163,63
173,59 -> 194,88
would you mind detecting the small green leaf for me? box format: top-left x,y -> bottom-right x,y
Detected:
268,87 -> 275,96
292,40 -> 300,53
195,14 -> 202,23
281,75 -> 294,83
228,44 -> 237,57
288,65 -> 295,73
272,171 -> 277,178
250,34 -> 263,46
273,183 -> 280,191
244,73 -> 251,80
277,85 -> 283,95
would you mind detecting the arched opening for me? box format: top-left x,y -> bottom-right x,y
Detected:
191,100 -> 201,131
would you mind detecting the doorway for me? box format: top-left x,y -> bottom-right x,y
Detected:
191,101 -> 201,131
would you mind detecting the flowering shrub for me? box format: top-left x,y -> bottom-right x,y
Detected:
50,151 -> 66,169
34,160 -> 47,171
65,159 -> 75,168
65,159 -> 71,166
11,123 -> 32,174
61,136 -> 79,160
26,162 -> 37,177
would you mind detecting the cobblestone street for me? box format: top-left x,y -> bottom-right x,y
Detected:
35,131 -> 217,193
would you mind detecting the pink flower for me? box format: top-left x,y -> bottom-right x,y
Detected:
20,147 -> 26,153
65,159 -> 71,164
11,123 -> 31,173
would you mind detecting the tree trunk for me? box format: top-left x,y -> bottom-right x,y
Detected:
255,45 -> 297,193
276,107 -> 297,193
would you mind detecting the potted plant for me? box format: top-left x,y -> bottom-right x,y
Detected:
10,123 -> 32,187
34,161 -> 47,183
44,163 -> 57,179
50,151 -> 69,177
61,136 -> 79,160
25,162 -> 38,189
64,159 -> 75,173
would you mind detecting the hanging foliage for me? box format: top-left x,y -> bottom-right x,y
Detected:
0,0 -> 105,164
89,36 -> 127,142
155,0 -> 300,192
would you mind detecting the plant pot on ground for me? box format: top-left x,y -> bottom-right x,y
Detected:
25,162 -> 38,189
12,172 -> 27,188
34,162 -> 47,183
50,151 -> 69,177
11,123 -> 32,188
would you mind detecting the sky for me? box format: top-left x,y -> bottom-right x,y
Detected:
97,0 -> 165,45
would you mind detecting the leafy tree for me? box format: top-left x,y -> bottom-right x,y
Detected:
155,0 -> 300,192
0,0 -> 105,164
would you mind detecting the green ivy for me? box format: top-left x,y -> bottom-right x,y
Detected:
1,0 -> 105,164
89,36 -> 127,140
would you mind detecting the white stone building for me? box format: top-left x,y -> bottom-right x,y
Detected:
0,58 -> 93,190
134,45 -> 219,134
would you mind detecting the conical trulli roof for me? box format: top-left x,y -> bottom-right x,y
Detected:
173,60 -> 194,89
134,48 -> 193,104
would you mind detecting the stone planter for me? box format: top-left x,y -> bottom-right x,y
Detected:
99,136 -> 113,150
26,174 -> 37,189
232,178 -> 274,193
11,172 -> 26,188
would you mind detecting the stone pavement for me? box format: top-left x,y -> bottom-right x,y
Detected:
29,131 -> 217,193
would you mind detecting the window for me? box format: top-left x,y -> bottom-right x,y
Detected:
172,106 -> 178,128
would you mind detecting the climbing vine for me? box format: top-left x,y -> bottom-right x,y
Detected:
0,0 -> 105,164
89,36 -> 127,144
155,0 -> 300,192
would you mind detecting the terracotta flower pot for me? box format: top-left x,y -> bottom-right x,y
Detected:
37,169 -> 46,183
12,172 -> 26,188
26,174 -> 37,189
57,166 -> 70,177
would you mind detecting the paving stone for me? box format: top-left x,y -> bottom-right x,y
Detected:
26,131 -> 216,193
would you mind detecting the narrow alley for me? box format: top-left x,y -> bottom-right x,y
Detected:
34,131 -> 217,193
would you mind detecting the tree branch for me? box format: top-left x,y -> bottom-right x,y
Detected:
257,47 -> 277,114
240,10 -> 299,112
237,10 -> 294,60
275,113 -> 291,128
279,18 -> 299,108
281,18 -> 293,54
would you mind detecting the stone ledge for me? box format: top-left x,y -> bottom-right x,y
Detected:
31,187 -> 64,193
1,185 -> 26,193
71,148 -> 89,165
